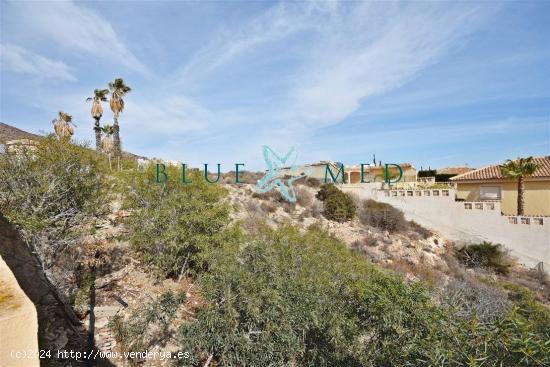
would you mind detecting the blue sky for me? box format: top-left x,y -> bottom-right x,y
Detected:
1,0 -> 549,170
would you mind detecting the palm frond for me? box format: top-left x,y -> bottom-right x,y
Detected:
500,157 -> 539,178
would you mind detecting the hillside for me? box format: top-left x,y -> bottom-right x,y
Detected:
0,121 -> 147,160
0,139 -> 548,366
0,122 -> 42,143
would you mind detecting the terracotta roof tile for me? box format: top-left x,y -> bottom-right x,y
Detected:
450,156 -> 550,181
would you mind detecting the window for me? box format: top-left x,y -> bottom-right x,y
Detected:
480,186 -> 501,200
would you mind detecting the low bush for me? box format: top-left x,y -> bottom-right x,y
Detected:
409,220 -> 432,239
295,186 -> 313,207
0,136 -> 105,296
120,164 -> 236,277
176,225 -> 442,366
316,184 -> 356,222
456,241 -> 511,274
297,176 -> 322,188
175,225 -> 550,366
110,291 -> 186,356
358,199 -> 408,233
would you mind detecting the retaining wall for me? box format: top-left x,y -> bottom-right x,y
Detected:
342,185 -> 550,269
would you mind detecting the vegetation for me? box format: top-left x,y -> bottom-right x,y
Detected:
500,157 -> 539,215
120,164 -> 234,277
86,88 -> 109,151
51,111 -> 76,140
170,225 -> 550,366
456,241 -> 512,274
0,136 -> 103,257
0,136 -> 105,299
316,184 -> 356,222
176,225 -> 442,366
358,199 -> 408,233
108,78 -> 131,158
2,136 -> 548,367
110,291 -> 186,356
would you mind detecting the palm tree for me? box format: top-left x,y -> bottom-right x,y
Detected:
100,124 -> 115,170
86,89 -> 109,152
108,78 -> 131,159
51,111 -> 76,140
500,157 -> 539,216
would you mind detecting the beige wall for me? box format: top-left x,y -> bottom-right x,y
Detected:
456,179 -> 550,216
342,185 -> 550,269
347,167 -> 417,184
0,256 -> 39,367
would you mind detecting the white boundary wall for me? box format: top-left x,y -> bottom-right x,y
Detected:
342,184 -> 550,269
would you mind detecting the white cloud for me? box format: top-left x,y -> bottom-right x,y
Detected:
289,2 -> 493,127
11,0 -> 148,74
176,1 -> 337,83
123,94 -> 211,135
179,1 -> 494,131
0,44 -> 76,81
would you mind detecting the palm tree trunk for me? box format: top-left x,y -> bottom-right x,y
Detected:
93,118 -> 102,152
517,176 -> 525,216
113,115 -> 121,158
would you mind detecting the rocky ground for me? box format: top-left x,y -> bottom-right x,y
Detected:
66,181 -> 548,366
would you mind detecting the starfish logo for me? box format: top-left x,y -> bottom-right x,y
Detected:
255,146 -> 306,202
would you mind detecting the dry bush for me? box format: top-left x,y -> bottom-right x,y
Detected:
438,278 -> 511,322
409,220 -> 432,239
260,201 -> 277,214
456,242 -> 512,275
252,190 -> 281,201
352,236 -> 379,248
358,199 -> 408,233
223,170 -> 264,184
296,176 -> 322,188
110,291 -> 186,359
299,200 -> 323,220
296,186 -> 313,207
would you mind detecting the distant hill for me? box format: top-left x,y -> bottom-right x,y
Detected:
0,122 -> 42,144
0,122 -> 147,160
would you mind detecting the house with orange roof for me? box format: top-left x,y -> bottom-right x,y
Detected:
450,156 -> 550,216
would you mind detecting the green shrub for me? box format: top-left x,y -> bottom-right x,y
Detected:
316,184 -> 356,222
315,183 -> 341,201
430,281 -> 550,366
0,136 -> 104,234
358,199 -> 408,233
456,241 -> 511,274
121,164 -> 235,277
176,226 -> 444,367
0,136 -> 104,270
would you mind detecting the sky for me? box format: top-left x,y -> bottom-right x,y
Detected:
0,0 -> 549,170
